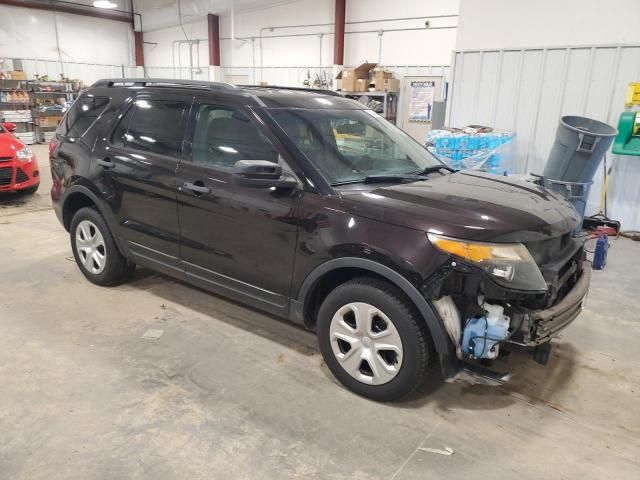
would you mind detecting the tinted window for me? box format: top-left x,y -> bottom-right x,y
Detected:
110,107 -> 133,148
192,105 -> 278,169
61,95 -> 110,139
111,98 -> 186,157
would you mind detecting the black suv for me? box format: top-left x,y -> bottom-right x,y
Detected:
50,79 -> 590,401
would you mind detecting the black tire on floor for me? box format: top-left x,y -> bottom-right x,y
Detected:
317,277 -> 436,402
70,206 -> 134,286
18,183 -> 39,195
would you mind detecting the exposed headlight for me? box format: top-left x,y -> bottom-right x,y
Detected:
16,146 -> 34,162
427,233 -> 548,291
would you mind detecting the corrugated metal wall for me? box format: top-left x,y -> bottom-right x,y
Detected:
446,45 -> 640,230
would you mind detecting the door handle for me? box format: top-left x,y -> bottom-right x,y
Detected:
96,158 -> 115,169
183,181 -> 211,195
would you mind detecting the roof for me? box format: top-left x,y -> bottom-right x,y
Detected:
90,78 -> 366,110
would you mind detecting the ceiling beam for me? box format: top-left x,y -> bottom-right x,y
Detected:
0,0 -> 132,23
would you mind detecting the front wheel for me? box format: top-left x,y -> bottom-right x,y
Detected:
70,207 -> 134,286
317,277 -> 436,402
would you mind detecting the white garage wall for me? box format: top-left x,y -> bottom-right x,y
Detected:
451,0 -> 640,230
0,5 -> 134,66
456,0 -> 640,50
141,0 -> 459,85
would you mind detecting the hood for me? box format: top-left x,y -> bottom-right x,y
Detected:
339,171 -> 580,242
0,132 -> 24,158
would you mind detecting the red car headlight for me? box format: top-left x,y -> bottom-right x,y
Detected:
16,146 -> 34,163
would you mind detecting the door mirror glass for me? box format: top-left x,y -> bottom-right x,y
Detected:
232,160 -> 297,189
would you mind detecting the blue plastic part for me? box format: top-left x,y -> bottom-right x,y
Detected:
461,316 -> 509,359
593,234 -> 608,270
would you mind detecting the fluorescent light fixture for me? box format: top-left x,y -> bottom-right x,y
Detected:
93,1 -> 118,8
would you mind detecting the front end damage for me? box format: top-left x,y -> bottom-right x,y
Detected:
426,233 -> 589,384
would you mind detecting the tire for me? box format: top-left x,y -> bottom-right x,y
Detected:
18,183 -> 39,195
317,277 -> 436,402
70,206 -> 134,286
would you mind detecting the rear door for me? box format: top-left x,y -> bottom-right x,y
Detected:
96,93 -> 190,275
175,97 -> 301,315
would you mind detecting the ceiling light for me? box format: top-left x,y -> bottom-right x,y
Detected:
93,1 -> 117,9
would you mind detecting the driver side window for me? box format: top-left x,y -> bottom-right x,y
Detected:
192,105 -> 279,169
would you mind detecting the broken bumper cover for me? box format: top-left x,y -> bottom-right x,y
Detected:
521,263 -> 591,346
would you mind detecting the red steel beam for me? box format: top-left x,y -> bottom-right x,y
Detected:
134,31 -> 144,67
208,13 -> 221,67
333,0 -> 346,65
0,0 -> 132,23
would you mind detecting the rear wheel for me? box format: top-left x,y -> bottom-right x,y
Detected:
317,277 -> 436,402
70,207 -> 134,286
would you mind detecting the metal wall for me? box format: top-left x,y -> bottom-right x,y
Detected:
446,45 -> 640,230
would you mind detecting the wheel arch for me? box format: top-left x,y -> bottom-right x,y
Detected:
61,185 -> 128,257
294,258 -> 454,361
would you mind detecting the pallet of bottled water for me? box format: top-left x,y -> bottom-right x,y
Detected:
425,129 -> 516,175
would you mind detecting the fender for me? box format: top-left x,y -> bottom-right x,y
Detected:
60,183 -> 129,257
295,257 -> 455,362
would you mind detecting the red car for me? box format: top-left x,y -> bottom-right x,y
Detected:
0,122 -> 39,194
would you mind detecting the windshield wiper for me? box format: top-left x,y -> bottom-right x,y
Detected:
419,165 -> 456,175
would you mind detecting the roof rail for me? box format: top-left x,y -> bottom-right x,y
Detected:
91,78 -> 237,91
238,85 -> 342,97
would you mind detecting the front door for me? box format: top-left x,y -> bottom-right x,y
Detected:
96,94 -> 189,275
175,99 -> 301,315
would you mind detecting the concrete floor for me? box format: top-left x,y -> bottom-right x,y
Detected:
1,145 -> 639,479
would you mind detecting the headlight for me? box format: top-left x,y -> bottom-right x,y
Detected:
427,233 -> 548,291
16,146 -> 34,162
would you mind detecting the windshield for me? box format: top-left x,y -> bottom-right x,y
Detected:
268,108 -> 443,185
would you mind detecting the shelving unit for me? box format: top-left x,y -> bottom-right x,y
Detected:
27,80 -> 77,143
1,79 -> 78,144
340,91 -> 398,124
0,79 -> 34,144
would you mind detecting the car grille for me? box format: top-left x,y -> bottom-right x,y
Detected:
0,156 -> 13,163
15,167 -> 29,183
0,166 -> 13,186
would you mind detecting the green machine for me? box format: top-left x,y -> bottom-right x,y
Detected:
612,82 -> 640,156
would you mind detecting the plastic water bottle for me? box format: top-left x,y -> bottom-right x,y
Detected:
593,234 -> 608,270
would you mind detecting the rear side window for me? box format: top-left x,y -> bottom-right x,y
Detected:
61,95 -> 110,140
110,98 -> 186,157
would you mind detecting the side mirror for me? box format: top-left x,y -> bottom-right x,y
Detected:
232,160 -> 297,189
2,122 -> 16,132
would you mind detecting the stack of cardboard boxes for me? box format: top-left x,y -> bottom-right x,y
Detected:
338,63 -> 400,93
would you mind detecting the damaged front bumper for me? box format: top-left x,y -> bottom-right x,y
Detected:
517,264 -> 591,346
431,248 -> 591,383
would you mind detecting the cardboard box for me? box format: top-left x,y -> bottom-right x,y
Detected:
35,116 -> 62,127
337,62 -> 377,92
9,70 -> 27,81
355,79 -> 370,92
382,78 -> 400,93
373,69 -> 394,91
